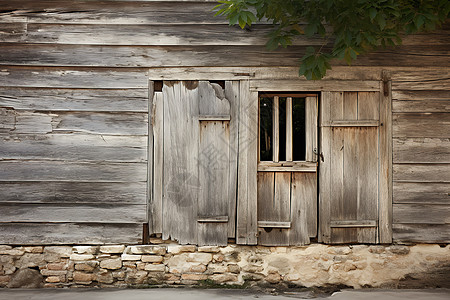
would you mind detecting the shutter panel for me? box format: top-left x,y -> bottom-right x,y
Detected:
319,91 -> 380,244
151,80 -> 238,245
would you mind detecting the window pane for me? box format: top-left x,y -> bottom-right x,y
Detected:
279,97 -> 286,161
259,97 -> 272,161
292,97 -> 306,161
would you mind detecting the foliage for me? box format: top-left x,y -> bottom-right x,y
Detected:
214,0 -> 450,79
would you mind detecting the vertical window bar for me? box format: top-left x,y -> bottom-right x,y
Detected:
286,97 -> 293,161
273,96 -> 279,162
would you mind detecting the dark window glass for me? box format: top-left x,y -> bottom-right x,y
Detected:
259,97 -> 272,161
279,97 -> 286,161
292,97 -> 306,161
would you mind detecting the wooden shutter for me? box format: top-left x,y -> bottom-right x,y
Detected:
319,91 -> 380,244
150,80 -> 239,245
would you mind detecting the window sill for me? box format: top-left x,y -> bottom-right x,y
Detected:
257,161 -> 317,172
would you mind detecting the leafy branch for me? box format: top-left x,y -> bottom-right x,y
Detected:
214,0 -> 450,79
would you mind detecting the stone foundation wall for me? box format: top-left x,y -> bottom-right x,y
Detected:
1,243 -> 449,289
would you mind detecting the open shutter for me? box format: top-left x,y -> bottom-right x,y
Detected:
319,91 -> 380,243
150,80 -> 238,245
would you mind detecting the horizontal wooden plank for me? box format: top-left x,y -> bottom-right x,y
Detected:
258,221 -> 292,228
251,80 -> 380,92
393,100 -> 450,113
197,216 -> 229,223
0,1 -> 228,25
0,203 -> 146,223
393,138 -> 450,163
326,120 -> 379,127
198,115 -> 230,121
0,161 -> 147,182
391,69 -> 450,82
393,113 -> 450,138
0,67 -> 148,88
393,182 -> 450,204
0,222 -> 142,245
0,134 -> 147,162
0,23 -> 26,42
257,161 -> 317,172
394,164 -> 450,183
393,203 -> 450,224
330,220 -> 377,227
0,88 -> 148,112
393,224 -> 450,243
392,90 -> 450,101
0,181 -> 146,204
1,111 -> 148,135
392,78 -> 450,90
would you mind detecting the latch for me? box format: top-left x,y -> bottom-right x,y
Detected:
313,148 -> 324,162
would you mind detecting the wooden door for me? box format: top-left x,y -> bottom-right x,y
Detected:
319,91 -> 380,243
257,95 -> 318,246
149,80 -> 239,246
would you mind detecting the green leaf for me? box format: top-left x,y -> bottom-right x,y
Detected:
369,8 -> 377,21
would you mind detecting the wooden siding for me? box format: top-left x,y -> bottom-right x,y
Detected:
0,0 -> 448,244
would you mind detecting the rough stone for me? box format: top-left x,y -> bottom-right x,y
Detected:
0,246 -> 13,253
8,268 -> 43,288
75,261 -> 98,272
46,276 -> 61,283
112,271 -> 126,279
128,245 -> 166,255
47,262 -> 67,270
96,272 -> 114,284
265,272 -> 281,284
100,258 -> 122,270
0,247 -> 25,256
388,245 -> 410,255
186,253 -> 212,264
121,254 -> 141,261
73,271 -> 94,283
40,269 -> 67,276
70,254 -> 94,261
213,254 -> 225,263
141,255 -> 164,263
181,274 -> 207,281
209,274 -> 238,283
168,245 -> 196,254
198,246 -> 220,253
189,264 -> 207,273
73,246 -> 98,255
99,245 -> 125,254
123,261 -> 137,268
44,246 -> 72,258
227,264 -> 241,274
0,275 -> 10,285
16,253 -> 46,269
126,270 -> 148,284
145,264 -> 166,272
24,246 -> 44,253
208,264 -> 227,274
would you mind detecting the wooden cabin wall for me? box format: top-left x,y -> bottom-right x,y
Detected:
0,0 -> 449,244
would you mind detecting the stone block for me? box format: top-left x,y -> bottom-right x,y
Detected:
47,262 -> 67,271
126,270 -> 148,284
265,273 -> 281,284
24,246 -> 44,253
189,264 -> 206,273
44,246 -> 72,258
75,261 -> 98,272
123,261 -> 136,268
40,269 -> 67,276
213,254 -> 225,263
99,245 -> 125,254
0,275 -> 10,285
0,247 -> 25,256
8,268 -> 43,288
100,258 -> 122,270
73,271 -> 94,283
121,254 -> 141,261
70,254 -> 94,261
16,253 -> 46,269
209,274 -> 238,283
145,264 -> 166,272
96,272 -> 114,284
0,246 -> 12,253
187,253 -> 212,264
112,271 -> 126,279
388,245 -> 410,255
227,264 -> 241,274
73,246 -> 99,255
128,245 -> 166,255
136,262 -> 146,270
198,246 -> 220,253
181,274 -> 207,281
168,245 -> 196,254
141,255 -> 164,263
46,276 -> 61,283
207,264 -> 227,274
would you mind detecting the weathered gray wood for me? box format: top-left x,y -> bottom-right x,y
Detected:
393,138 -> 450,163
257,161 -> 317,172
392,78 -> 450,90
393,100 -> 450,113
0,161 -> 147,182
0,67 -> 148,88
0,1 -> 229,25
0,88 -> 148,112
305,96 -> 318,162
0,134 -> 147,162
393,182 -> 450,204
258,221 -> 291,228
251,80 -> 380,92
379,74 -> 393,244
0,182 -> 146,204
390,69 -> 450,82
0,223 -> 142,245
0,203 -> 146,223
393,224 -> 450,243
10,111 -> 54,134
0,23 -> 26,41
257,172 -> 275,224
0,107 -> 15,131
286,97 -> 293,161
151,91 -> 163,234
358,92 -> 379,120
291,172 -> 316,243
330,220 -> 377,227
394,164 -> 450,182
162,81 -> 199,244
393,113 -> 450,138
392,90 -> 450,101
393,204 -> 450,224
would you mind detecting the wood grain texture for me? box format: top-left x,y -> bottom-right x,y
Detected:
393,182 -> 450,204
0,87 -> 148,112
393,100 -> 450,113
0,134 -> 147,162
0,161 -> 147,182
393,138 -> 450,163
151,91 -> 163,234
393,164 -> 450,182
305,96 -> 318,162
393,113 -> 450,138
0,222 -> 142,245
291,172 -> 317,241
0,182 -> 146,204
393,224 -> 450,243
393,204 -> 450,224
0,203 -> 146,223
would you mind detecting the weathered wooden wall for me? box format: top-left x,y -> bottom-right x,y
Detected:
0,0 -> 448,244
